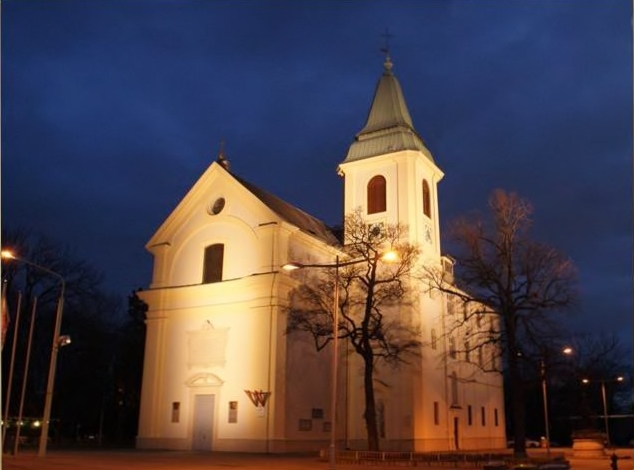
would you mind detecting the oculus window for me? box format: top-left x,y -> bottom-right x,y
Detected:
209,197 -> 226,215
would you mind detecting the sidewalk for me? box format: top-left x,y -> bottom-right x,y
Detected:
1,449 -> 632,470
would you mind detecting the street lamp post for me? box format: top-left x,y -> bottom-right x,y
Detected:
38,279 -> 65,457
329,256 -> 340,470
600,381 -> 609,447
541,347 -> 573,458
540,358 -> 551,458
283,255 -> 341,470
582,376 -> 624,448
0,251 -> 66,457
282,251 -> 396,470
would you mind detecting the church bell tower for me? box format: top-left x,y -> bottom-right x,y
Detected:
337,56 -> 444,258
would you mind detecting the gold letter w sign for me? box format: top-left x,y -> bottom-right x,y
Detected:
244,389 -> 271,407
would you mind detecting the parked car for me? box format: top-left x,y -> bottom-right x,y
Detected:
507,438 -> 541,448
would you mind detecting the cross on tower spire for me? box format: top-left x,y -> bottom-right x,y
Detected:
217,139 -> 230,170
380,28 -> 394,73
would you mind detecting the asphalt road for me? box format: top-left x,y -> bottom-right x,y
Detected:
1,449 -> 632,470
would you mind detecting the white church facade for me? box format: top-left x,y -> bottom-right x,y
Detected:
136,57 -> 507,453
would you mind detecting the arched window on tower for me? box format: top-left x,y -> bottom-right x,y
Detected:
367,175 -> 386,214
422,179 -> 431,218
203,243 -> 224,283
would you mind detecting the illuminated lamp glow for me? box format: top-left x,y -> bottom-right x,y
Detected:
1,250 -> 15,259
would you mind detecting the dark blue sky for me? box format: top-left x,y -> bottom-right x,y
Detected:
2,1 -> 632,350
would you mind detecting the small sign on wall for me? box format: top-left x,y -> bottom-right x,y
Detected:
244,389 -> 271,407
244,389 -> 270,418
228,401 -> 238,423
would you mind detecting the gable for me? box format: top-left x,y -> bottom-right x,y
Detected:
147,162 -> 338,250
145,161 -> 339,287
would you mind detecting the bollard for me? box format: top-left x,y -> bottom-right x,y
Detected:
610,453 -> 618,470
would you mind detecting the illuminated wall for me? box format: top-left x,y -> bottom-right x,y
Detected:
337,122 -> 505,451
138,156 -> 506,453
338,149 -> 444,257
339,278 -> 506,451
138,53 -> 508,453
137,162 -> 337,452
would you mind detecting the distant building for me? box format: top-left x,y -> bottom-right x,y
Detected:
136,57 -> 506,453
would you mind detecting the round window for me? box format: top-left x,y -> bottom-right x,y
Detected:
210,197 -> 225,215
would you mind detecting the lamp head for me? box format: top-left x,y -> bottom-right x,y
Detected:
282,263 -> 302,271
380,250 -> 399,263
0,250 -> 15,260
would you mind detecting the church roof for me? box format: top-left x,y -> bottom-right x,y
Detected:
230,170 -> 340,247
343,57 -> 433,163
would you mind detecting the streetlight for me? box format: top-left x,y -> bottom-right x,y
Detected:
582,376 -> 624,448
541,346 -> 573,458
282,250 -> 397,470
0,250 -> 67,457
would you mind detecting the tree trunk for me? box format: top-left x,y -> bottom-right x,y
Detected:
363,353 -> 380,451
509,354 -> 527,458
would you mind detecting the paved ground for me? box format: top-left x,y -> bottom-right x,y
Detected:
1,449 -> 632,470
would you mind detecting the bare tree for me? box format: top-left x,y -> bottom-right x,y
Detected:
421,190 -> 577,457
287,209 -> 420,451
1,227 -> 104,306
0,228 -> 136,446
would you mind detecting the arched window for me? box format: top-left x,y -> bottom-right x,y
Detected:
367,175 -> 386,214
203,243 -> 224,283
422,180 -> 431,217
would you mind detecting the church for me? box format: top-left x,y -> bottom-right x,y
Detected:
136,56 -> 507,453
